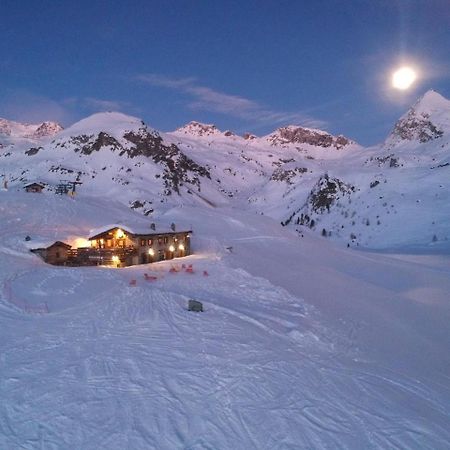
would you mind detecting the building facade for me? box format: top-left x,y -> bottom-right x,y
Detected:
25,183 -> 45,193
31,225 -> 192,267
31,241 -> 72,265
87,226 -> 191,267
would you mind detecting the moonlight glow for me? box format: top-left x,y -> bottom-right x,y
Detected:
392,67 -> 417,90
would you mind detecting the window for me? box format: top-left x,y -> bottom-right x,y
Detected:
164,236 -> 168,244
140,239 -> 146,247
148,239 -> 152,246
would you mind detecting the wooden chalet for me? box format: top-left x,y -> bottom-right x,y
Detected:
60,224 -> 190,267
31,241 -> 72,265
24,182 -> 45,193
31,224 -> 192,267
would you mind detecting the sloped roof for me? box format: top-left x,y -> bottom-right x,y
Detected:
31,240 -> 71,250
88,224 -> 191,240
25,182 -> 45,188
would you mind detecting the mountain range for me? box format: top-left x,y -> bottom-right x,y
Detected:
1,89 -> 449,250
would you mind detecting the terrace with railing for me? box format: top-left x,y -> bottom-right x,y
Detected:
67,246 -> 137,266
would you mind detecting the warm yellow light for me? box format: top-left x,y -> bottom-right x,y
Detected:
148,248 -> 155,256
178,244 -> 185,251
112,255 -> 119,262
169,245 -> 175,252
72,237 -> 90,248
116,228 -> 124,238
392,67 -> 416,90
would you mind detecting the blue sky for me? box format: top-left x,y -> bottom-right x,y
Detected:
1,0 -> 449,145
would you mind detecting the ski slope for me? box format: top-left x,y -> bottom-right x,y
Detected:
1,191 -> 449,449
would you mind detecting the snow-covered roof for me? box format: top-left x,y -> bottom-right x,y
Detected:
88,223 -> 191,239
29,240 -> 71,250
24,182 -> 45,187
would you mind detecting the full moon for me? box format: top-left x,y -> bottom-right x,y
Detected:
392,67 -> 417,90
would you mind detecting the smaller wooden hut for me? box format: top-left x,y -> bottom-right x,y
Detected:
31,241 -> 72,265
24,182 -> 45,193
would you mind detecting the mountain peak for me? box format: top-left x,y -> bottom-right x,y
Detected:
385,90 -> 449,146
175,121 -> 221,137
414,90 -> 450,114
266,125 -> 355,149
59,112 -> 145,138
0,117 -> 63,139
32,121 -> 63,138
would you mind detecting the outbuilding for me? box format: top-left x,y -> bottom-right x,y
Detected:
24,182 -> 45,193
31,241 -> 72,265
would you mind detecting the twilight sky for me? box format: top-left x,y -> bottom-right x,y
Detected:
0,0 -> 449,145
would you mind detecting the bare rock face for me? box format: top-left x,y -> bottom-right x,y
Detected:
390,111 -> 443,144
270,167 -> 307,185
243,132 -> 257,140
268,126 -> 353,149
54,126 -> 211,195
307,175 -> 355,213
385,90 -> 449,147
30,121 -> 63,139
281,174 -> 355,228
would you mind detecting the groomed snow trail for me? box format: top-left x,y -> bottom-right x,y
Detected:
0,193 -> 449,449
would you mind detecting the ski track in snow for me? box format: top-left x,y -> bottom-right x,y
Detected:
1,260 -> 449,449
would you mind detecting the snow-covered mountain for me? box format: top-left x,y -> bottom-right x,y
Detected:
1,90 -> 449,250
0,117 -> 62,139
384,90 -> 449,147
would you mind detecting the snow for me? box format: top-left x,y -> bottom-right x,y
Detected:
414,89 -> 450,116
0,190 -> 449,449
0,117 -> 62,140
88,223 -> 191,239
0,92 -> 450,448
57,112 -> 145,139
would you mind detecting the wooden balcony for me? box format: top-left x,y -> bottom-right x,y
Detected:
67,246 -> 137,266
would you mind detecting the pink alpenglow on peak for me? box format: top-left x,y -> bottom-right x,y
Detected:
175,121 -> 222,137
266,125 -> 356,149
0,118 -> 63,139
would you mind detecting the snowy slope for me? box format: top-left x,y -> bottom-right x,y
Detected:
0,112 -> 219,216
0,191 -> 449,449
